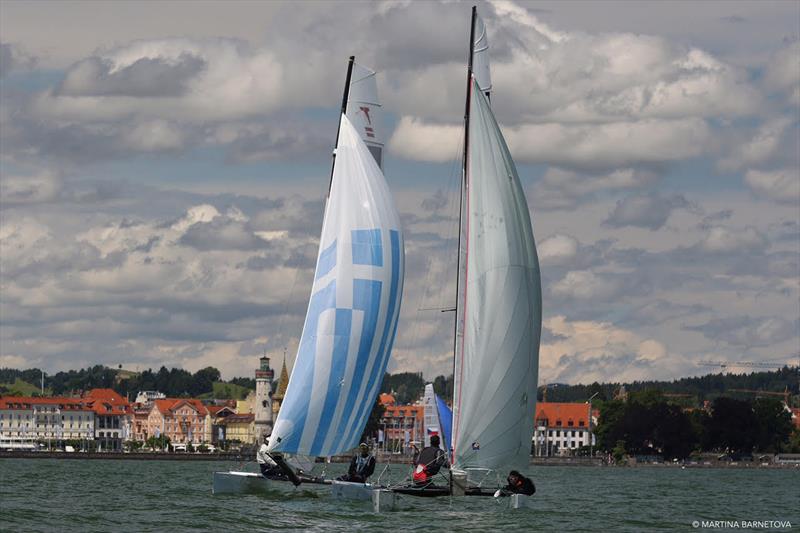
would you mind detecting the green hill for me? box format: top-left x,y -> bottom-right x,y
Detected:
199,381 -> 252,400
0,378 -> 44,396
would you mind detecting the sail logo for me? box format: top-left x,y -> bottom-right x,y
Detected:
360,106 -> 375,138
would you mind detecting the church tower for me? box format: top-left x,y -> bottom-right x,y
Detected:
254,355 -> 274,441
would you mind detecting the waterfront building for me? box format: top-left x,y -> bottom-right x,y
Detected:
533,402 -> 595,457
134,391 -> 166,404
82,388 -> 132,451
254,356 -> 274,441
0,396 -> 94,449
137,398 -> 210,444
381,402 -> 424,453
223,413 -> 256,444
208,405 -> 236,444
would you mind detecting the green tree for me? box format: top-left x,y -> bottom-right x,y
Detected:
753,398 -> 793,453
706,397 -> 758,453
360,396 -> 385,444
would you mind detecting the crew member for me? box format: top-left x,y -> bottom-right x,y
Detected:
412,435 -> 449,486
499,470 -> 536,496
256,435 -> 282,478
338,443 -> 376,483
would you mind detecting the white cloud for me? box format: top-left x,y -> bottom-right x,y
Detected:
538,234 -> 578,264
699,226 -> 768,253
551,270 -> 621,300
744,168 -> 800,204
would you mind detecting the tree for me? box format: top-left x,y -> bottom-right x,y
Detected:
360,396 -> 385,444
191,367 -> 221,396
753,398 -> 793,453
706,397 -> 758,453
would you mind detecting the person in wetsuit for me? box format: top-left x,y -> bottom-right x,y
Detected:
412,435 -> 449,486
498,470 -> 536,496
256,435 -> 283,478
338,443 -> 376,483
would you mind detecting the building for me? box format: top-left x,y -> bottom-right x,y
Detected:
381,402 -> 424,453
136,398 -> 210,445
224,413 -> 256,444
0,396 -> 94,449
533,402 -> 595,457
82,388 -> 132,451
254,356 -> 275,441
271,358 -> 289,418
134,391 -> 166,404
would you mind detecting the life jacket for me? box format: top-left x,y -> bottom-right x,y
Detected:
412,463 -> 429,483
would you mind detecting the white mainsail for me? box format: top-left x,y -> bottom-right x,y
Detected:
269,69 -> 404,457
451,12 -> 541,473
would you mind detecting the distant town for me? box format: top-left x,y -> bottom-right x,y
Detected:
1,360 -> 798,465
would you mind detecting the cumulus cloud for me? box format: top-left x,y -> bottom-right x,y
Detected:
0,169 -> 61,204
57,53 -> 206,97
604,193 -> 693,230
744,168 -> 800,204
529,167 -> 659,211
685,316 -> 799,347
698,225 -> 768,254
538,234 -> 578,264
0,42 -> 36,78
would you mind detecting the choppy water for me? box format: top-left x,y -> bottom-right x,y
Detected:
1,458 -> 798,532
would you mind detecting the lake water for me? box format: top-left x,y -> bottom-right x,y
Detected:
1,459 -> 798,532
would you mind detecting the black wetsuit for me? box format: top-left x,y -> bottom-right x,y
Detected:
413,446 -> 448,485
503,475 -> 535,496
338,454 -> 376,482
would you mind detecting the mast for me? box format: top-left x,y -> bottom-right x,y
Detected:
328,55 -> 355,194
451,4 -> 477,461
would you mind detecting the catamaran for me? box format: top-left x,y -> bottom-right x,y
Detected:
213,57 -> 404,505
390,6 -> 541,510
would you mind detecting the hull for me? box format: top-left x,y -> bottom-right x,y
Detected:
330,480 -> 396,511
211,471 -> 329,495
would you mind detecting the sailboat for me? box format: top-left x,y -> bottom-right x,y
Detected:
393,6 -> 541,509
212,57 -> 405,502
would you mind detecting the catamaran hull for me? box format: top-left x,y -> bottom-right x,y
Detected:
330,480 -> 396,511
212,471 -> 328,495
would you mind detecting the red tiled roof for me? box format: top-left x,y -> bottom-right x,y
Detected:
0,396 -> 91,411
379,393 -> 395,406
153,398 -> 209,416
535,402 -> 590,428
83,388 -> 130,415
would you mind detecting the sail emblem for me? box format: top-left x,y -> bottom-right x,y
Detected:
360,106 -> 375,138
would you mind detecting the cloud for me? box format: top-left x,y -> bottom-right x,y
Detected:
698,225 -> 768,254
685,316 -> 799,347
604,193 -> 693,230
538,234 -> 578,264
763,39 -> 800,106
551,270 -> 622,301
0,42 -> 36,78
744,168 -> 800,204
529,167 -> 659,211
0,169 -> 61,204
57,53 -> 206,97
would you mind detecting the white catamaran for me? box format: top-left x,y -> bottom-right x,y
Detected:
213,58 -> 404,504
393,7 -> 541,509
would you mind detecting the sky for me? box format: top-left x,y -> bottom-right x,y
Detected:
1,0 -> 798,384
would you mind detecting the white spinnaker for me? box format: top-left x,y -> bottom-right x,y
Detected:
472,13 -> 492,97
269,114 -> 404,456
451,79 -> 541,472
346,62 -> 384,169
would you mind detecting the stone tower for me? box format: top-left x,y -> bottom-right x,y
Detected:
254,355 -> 275,441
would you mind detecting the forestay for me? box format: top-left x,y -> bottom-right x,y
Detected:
451,78 -> 541,472
269,114 -> 404,457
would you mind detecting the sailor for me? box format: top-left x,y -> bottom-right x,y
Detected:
498,470 -> 536,496
338,443 -> 376,483
412,435 -> 449,486
256,435 -> 282,478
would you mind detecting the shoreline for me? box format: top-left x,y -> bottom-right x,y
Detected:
2,451 -> 798,469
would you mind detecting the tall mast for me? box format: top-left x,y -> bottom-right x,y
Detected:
452,8 -> 476,376
328,55 -> 355,195
450,7 -> 477,458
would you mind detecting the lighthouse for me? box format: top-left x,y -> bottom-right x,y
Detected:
254,355 -> 274,441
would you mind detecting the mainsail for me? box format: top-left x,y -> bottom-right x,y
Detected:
269,63 -> 404,457
450,10 -> 542,472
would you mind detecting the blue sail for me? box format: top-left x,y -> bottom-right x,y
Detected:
269,113 -> 404,457
435,394 -> 452,453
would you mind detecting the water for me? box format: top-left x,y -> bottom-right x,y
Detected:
1,459 -> 798,532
